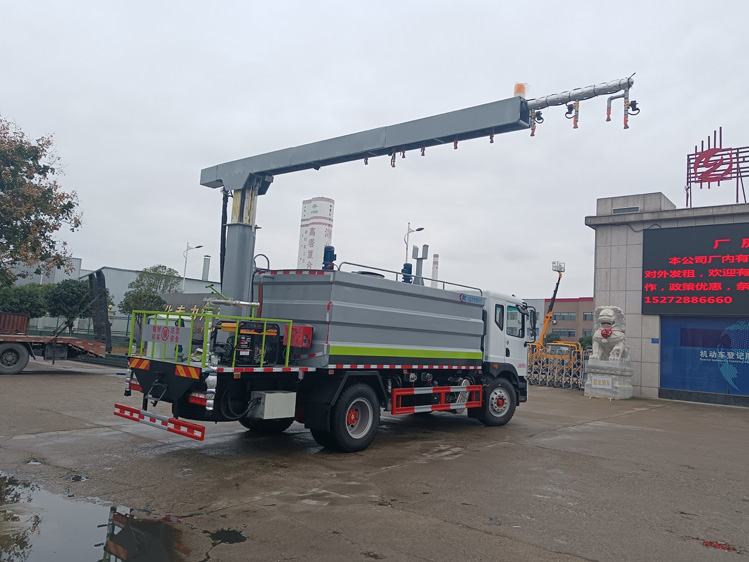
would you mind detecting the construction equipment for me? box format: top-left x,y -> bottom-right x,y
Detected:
527,262 -> 585,388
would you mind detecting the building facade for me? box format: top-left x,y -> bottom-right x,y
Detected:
546,297 -> 594,340
586,192 -> 749,406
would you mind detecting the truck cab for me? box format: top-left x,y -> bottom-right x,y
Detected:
482,291 -> 536,379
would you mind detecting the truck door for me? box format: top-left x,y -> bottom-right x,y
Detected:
484,298 -> 528,375
504,305 -> 528,374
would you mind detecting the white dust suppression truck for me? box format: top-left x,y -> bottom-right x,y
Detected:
116,264 -> 537,452
116,77 -> 636,451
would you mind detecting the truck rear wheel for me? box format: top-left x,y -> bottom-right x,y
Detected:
239,417 -> 294,434
310,429 -> 337,449
328,383 -> 380,452
477,378 -> 516,426
0,343 -> 29,375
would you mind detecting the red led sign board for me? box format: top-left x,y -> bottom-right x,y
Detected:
642,223 -> 749,316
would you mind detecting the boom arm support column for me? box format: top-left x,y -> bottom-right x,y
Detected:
221,174 -> 272,313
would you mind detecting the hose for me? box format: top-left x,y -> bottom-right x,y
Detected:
219,384 -> 257,421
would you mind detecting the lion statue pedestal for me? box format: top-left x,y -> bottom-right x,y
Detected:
584,306 -> 633,400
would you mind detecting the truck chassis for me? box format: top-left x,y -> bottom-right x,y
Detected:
116,307 -> 525,452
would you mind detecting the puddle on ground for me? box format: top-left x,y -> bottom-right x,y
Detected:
0,472 -> 188,561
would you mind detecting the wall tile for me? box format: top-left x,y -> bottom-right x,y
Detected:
597,198 -> 613,216
611,268 -> 627,290
640,386 -> 659,399
625,290 -> 642,314
597,227 -> 612,248
611,245 -> 627,268
611,225 -> 629,246
631,362 -> 642,387
627,337 -> 642,363
714,215 -> 735,224
595,245 -> 611,269
595,269 -> 611,291
609,291 -> 626,310
694,215 -> 716,226
627,226 -> 643,245
626,267 -> 643,290
595,292 -> 610,309
626,244 -> 643,268
677,217 -> 696,227
642,340 -> 660,363
641,361 -> 660,388
642,315 -> 660,338
626,313 -> 642,338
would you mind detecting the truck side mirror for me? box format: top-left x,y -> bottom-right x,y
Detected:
528,309 -> 538,342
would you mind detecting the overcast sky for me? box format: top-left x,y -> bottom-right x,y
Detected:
3,1 -> 748,302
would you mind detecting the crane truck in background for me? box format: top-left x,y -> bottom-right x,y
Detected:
117,262 -> 537,452
527,262 -> 585,388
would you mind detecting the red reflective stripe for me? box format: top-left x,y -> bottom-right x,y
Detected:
391,385 -> 482,415
175,365 -> 200,379
129,358 -> 151,370
217,366 -> 311,374
265,270 -> 326,276
330,364 -> 480,371
113,403 -> 205,441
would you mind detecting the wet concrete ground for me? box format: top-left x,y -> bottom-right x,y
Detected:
1,359 -> 747,561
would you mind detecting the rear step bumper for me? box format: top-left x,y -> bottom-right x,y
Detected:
114,403 -> 206,441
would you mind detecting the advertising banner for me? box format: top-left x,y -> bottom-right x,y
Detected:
661,316 -> 749,397
642,223 -> 749,316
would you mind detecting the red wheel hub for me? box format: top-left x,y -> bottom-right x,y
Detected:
347,408 -> 359,425
495,397 -> 505,408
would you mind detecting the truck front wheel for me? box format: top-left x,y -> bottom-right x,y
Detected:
477,378 -> 516,426
239,417 -> 294,434
0,343 -> 30,375
329,383 -> 380,452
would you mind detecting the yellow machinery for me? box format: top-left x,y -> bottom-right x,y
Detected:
527,262 -> 585,389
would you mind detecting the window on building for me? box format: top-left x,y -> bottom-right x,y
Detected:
552,312 -> 576,322
583,329 -> 593,336
583,312 -> 594,321
552,329 -> 575,338
494,305 -> 504,330
507,306 -> 524,338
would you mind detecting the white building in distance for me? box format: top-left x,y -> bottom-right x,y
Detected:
297,197 -> 334,269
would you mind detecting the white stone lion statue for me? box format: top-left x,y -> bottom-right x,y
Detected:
591,306 -> 628,362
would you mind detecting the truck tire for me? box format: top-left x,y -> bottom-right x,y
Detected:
0,343 -> 29,375
239,417 -> 294,434
477,378 -> 516,427
328,383 -> 380,452
310,429 -> 337,449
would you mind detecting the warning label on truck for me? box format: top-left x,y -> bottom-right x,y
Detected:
145,325 -> 190,346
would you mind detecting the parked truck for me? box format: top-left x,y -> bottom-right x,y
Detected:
116,263 -> 537,452
0,272 -> 111,375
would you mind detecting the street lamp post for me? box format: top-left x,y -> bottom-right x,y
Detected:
183,242 -> 203,291
403,222 -> 424,264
